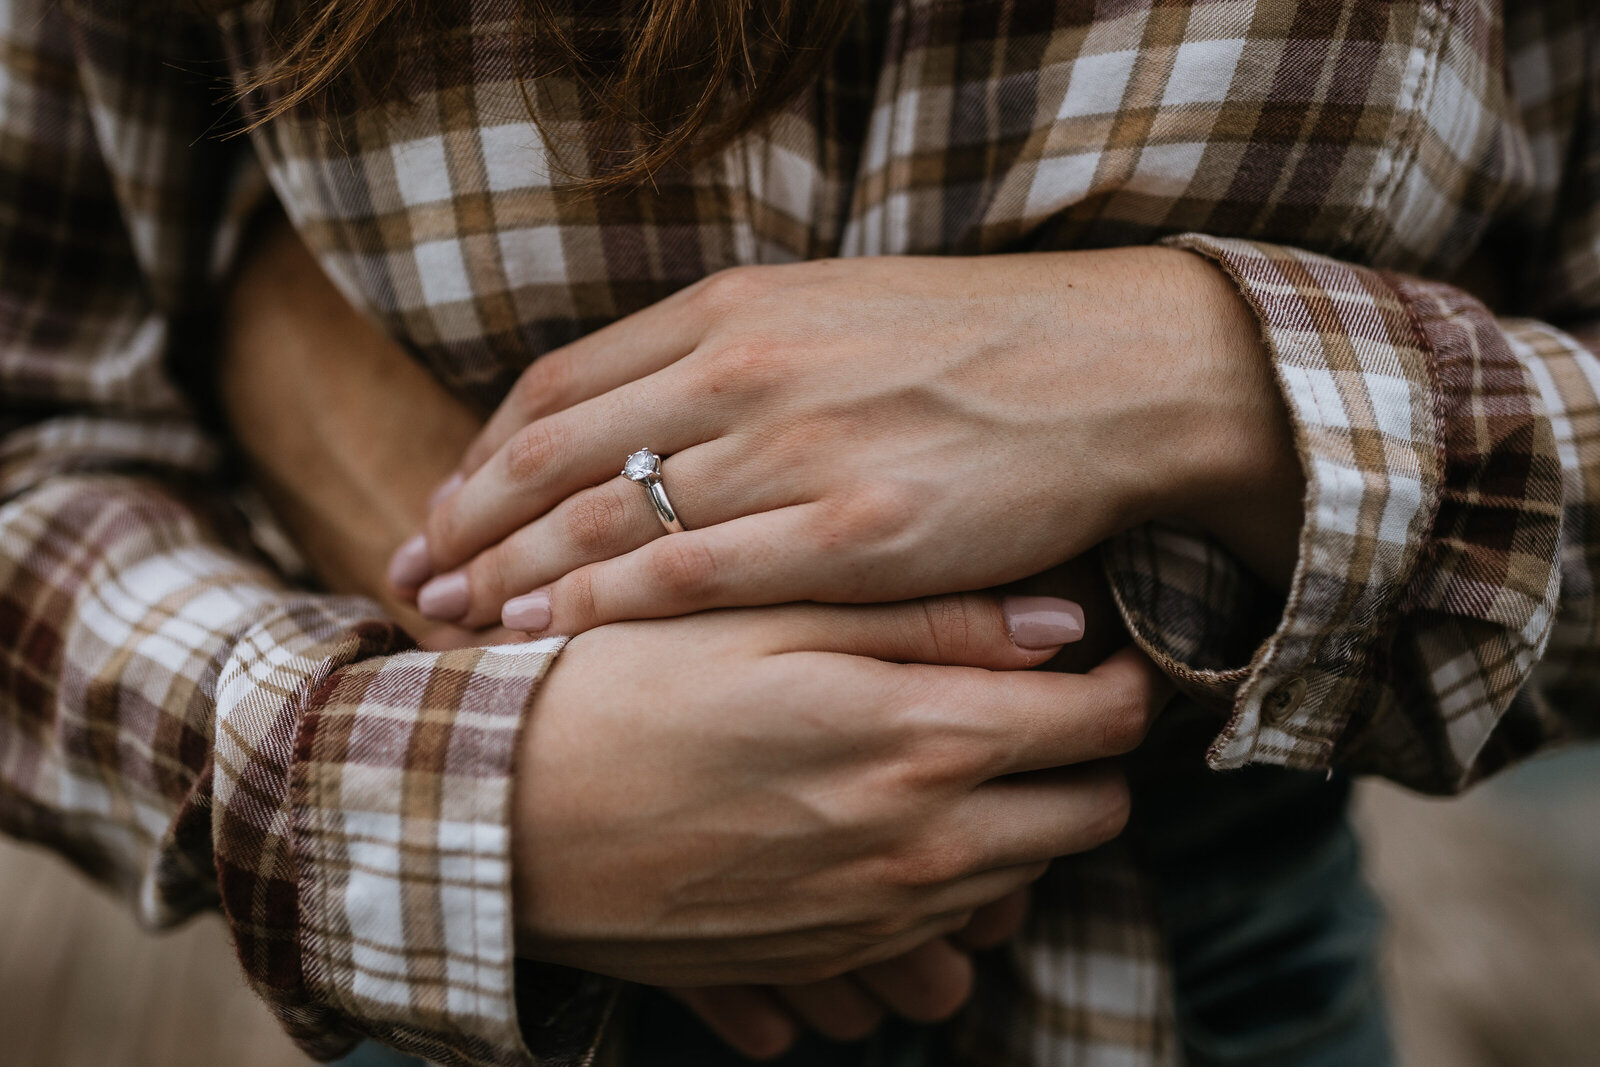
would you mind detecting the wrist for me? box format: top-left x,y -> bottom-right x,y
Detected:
1144,248 -> 1305,588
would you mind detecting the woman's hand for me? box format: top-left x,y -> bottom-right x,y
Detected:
392,249 -> 1304,635
512,592 -> 1167,987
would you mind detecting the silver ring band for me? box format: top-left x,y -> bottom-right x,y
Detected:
622,448 -> 686,533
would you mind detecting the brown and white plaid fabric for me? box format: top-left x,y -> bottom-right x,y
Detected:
2,0 -> 1597,1064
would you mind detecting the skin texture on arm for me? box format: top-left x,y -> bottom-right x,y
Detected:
219,211 -> 491,644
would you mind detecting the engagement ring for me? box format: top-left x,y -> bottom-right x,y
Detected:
622,448 -> 685,533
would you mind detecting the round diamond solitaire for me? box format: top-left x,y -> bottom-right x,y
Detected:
621,448 -> 685,533
622,448 -> 661,482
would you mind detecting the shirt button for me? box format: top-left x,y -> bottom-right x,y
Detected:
1262,676 -> 1308,725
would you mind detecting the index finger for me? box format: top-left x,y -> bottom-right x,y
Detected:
455,274 -> 721,479
897,645 -> 1172,775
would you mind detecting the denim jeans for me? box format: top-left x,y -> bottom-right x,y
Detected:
1131,756 -> 1393,1067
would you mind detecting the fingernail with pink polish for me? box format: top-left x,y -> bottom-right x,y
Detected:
501,590 -> 552,632
1001,596 -> 1085,650
417,571 -> 471,621
387,534 -> 434,589
428,472 -> 464,511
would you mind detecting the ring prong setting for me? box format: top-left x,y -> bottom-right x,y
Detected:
622,448 -> 661,482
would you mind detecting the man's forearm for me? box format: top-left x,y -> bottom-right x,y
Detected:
220,213 -> 482,631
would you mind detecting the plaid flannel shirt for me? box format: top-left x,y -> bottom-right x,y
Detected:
1,0 -> 1597,1064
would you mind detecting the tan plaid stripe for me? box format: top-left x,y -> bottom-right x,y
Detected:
950,842 -> 1178,1067
3,0 -> 1599,1064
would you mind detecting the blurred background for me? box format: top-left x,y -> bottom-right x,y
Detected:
1,745 -> 1597,1067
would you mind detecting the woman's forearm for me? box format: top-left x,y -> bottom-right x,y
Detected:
220,214 -> 482,631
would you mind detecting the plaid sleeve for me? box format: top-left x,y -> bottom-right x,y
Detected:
1102,2 -> 1600,796
1104,235 -> 1592,794
0,5 -> 602,1064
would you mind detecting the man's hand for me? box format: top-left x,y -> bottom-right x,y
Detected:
513,593 -> 1166,986
654,553 -> 1125,1059
672,890 -> 1031,1058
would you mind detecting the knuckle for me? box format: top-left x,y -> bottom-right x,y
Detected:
562,489 -> 630,556
647,538 -> 720,598
878,690 -> 995,785
882,842 -> 973,889
426,511 -> 459,562
426,505 -> 471,565
504,421 -> 563,483
1084,774 -> 1133,846
466,546 -> 510,607
898,731 -> 990,791
557,567 -> 598,623
828,484 -> 917,545
694,265 -> 770,314
512,355 -> 576,418
706,337 -> 785,391
1098,679 -> 1154,755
